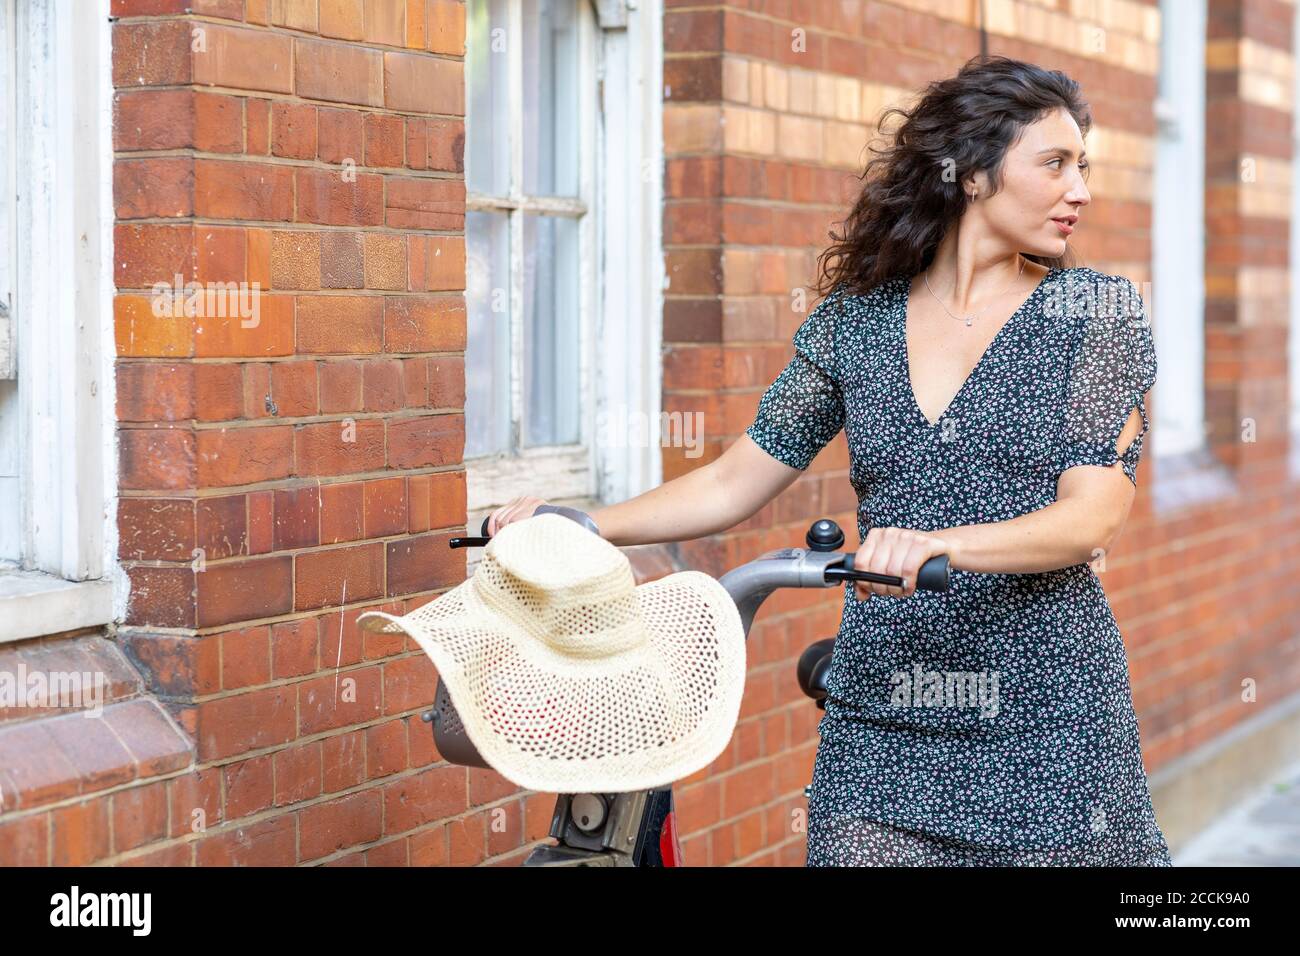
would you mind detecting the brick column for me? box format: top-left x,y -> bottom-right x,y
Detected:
1204,0 -> 1294,474
103,0 -> 492,866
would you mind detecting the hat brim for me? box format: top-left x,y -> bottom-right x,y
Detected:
357,570 -> 746,794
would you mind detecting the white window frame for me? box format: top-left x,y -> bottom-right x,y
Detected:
0,0 -> 118,643
0,0 -> 19,557
592,0 -> 664,508
1151,0 -> 1207,459
0,0 -> 13,380
463,0 -> 664,536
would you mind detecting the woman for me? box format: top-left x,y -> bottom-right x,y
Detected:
489,54 -> 1172,867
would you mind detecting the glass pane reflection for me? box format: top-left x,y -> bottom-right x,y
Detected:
522,212 -> 580,446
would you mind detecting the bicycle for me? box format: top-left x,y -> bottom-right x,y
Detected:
424,505 -> 951,866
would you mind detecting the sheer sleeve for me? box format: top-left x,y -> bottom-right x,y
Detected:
743,289 -> 846,471
1056,276 -> 1158,487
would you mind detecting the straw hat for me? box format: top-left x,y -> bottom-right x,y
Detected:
356,512 -> 747,793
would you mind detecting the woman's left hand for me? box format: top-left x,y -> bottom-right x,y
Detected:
853,527 -> 952,600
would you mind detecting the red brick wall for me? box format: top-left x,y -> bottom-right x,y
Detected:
110,0 -> 492,864
1183,0 -> 1300,756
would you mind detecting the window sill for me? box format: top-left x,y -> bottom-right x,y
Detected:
0,565 -> 114,644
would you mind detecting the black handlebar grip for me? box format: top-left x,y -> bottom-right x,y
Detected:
916,554 -> 950,592
843,552 -> 950,592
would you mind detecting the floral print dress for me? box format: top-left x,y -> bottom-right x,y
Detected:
744,265 -> 1173,866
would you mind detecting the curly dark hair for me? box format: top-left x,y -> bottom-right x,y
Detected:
814,54 -> 1092,299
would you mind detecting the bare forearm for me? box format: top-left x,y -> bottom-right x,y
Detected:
588,464 -> 739,547
941,499 -> 1113,574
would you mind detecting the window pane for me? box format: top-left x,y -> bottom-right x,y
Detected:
465,209 -> 512,457
522,212 -> 580,446
466,0 -> 510,196
521,0 -> 579,197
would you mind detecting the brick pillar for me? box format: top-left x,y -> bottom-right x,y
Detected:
1204,0 -> 1293,475
662,8 -> 864,554
104,0 -> 511,866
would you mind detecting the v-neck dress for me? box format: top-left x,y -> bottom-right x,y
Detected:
744,265 -> 1172,866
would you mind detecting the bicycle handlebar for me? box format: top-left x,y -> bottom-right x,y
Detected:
448,504 -> 597,548
449,507 -> 950,640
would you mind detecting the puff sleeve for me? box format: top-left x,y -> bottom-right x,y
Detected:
1056,276 -> 1158,487
743,289 -> 846,471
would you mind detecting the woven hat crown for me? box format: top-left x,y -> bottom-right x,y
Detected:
472,513 -> 647,658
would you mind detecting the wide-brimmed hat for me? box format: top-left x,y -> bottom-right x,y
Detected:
356,512 -> 746,793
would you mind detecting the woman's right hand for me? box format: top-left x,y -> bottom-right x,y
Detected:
852,526 -> 951,600
486,496 -> 549,536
